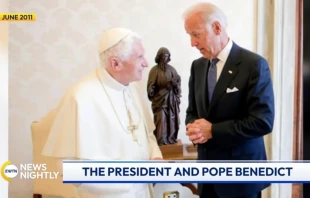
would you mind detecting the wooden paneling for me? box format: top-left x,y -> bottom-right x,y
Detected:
292,0 -> 303,197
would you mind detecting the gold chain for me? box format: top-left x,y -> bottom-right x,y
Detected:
96,70 -> 141,142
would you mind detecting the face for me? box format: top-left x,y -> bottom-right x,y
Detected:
185,14 -> 221,59
120,40 -> 148,83
160,53 -> 169,63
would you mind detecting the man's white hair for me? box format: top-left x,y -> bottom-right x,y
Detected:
183,2 -> 228,30
99,32 -> 141,68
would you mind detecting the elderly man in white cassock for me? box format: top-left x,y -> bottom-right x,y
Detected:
41,28 -> 163,198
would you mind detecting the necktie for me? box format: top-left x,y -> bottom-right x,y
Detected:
208,58 -> 219,102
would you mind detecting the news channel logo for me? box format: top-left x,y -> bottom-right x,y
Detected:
1,160 -> 60,181
1,161 -> 18,182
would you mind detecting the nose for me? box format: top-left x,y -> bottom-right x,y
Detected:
191,37 -> 198,47
142,58 -> 148,68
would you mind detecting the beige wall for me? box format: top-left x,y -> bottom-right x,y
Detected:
8,0 -> 258,197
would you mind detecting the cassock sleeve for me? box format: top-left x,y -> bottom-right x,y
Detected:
130,82 -> 163,159
42,93 -> 78,158
143,94 -> 163,159
42,92 -> 134,193
148,130 -> 163,159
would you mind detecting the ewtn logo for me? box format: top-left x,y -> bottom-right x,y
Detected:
1,161 -> 18,182
1,160 -> 59,181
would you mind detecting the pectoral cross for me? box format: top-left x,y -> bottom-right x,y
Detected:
127,109 -> 138,141
127,124 -> 138,134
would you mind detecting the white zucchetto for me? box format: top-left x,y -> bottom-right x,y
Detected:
98,28 -> 133,54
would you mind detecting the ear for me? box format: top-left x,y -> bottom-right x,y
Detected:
212,21 -> 222,35
109,56 -> 122,71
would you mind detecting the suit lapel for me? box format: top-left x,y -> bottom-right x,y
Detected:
207,43 -> 241,116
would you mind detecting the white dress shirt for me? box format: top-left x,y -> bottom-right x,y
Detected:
215,39 -> 233,81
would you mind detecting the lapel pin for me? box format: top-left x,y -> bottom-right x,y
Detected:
228,70 -> 233,74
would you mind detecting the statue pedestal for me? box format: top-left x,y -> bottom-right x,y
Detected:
159,139 -> 197,160
156,139 -> 199,195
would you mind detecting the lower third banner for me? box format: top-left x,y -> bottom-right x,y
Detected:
62,160 -> 309,183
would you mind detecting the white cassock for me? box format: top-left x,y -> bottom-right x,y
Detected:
42,66 -> 162,198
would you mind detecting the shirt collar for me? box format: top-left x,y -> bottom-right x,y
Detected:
97,66 -> 128,91
217,38 -> 233,63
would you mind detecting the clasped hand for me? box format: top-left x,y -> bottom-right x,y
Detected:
186,119 -> 212,144
172,75 -> 180,87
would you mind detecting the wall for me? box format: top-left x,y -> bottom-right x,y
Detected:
8,0 -> 257,197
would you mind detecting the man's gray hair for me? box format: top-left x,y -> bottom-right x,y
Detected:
99,32 -> 141,68
183,2 -> 228,30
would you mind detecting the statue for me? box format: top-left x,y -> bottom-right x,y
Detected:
147,47 -> 181,146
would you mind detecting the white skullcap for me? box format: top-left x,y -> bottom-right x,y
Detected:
98,28 -> 133,54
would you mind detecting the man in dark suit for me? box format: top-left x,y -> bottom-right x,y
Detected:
183,2 -> 275,198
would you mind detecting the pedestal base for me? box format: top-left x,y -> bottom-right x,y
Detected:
156,139 -> 199,195
159,139 -> 197,160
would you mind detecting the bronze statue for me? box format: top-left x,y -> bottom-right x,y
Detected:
147,47 -> 181,146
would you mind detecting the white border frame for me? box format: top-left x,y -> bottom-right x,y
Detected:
0,0 -> 9,197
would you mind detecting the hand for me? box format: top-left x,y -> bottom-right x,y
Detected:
186,123 -> 205,144
167,83 -> 173,90
186,119 -> 212,144
149,86 -> 156,96
171,80 -> 178,87
194,118 -> 212,139
172,76 -> 180,87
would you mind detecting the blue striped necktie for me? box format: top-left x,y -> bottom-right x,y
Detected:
208,58 -> 219,102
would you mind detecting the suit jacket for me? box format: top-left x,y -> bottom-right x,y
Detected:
185,42 -> 275,197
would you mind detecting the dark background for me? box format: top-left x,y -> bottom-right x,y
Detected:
304,0 -> 310,197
